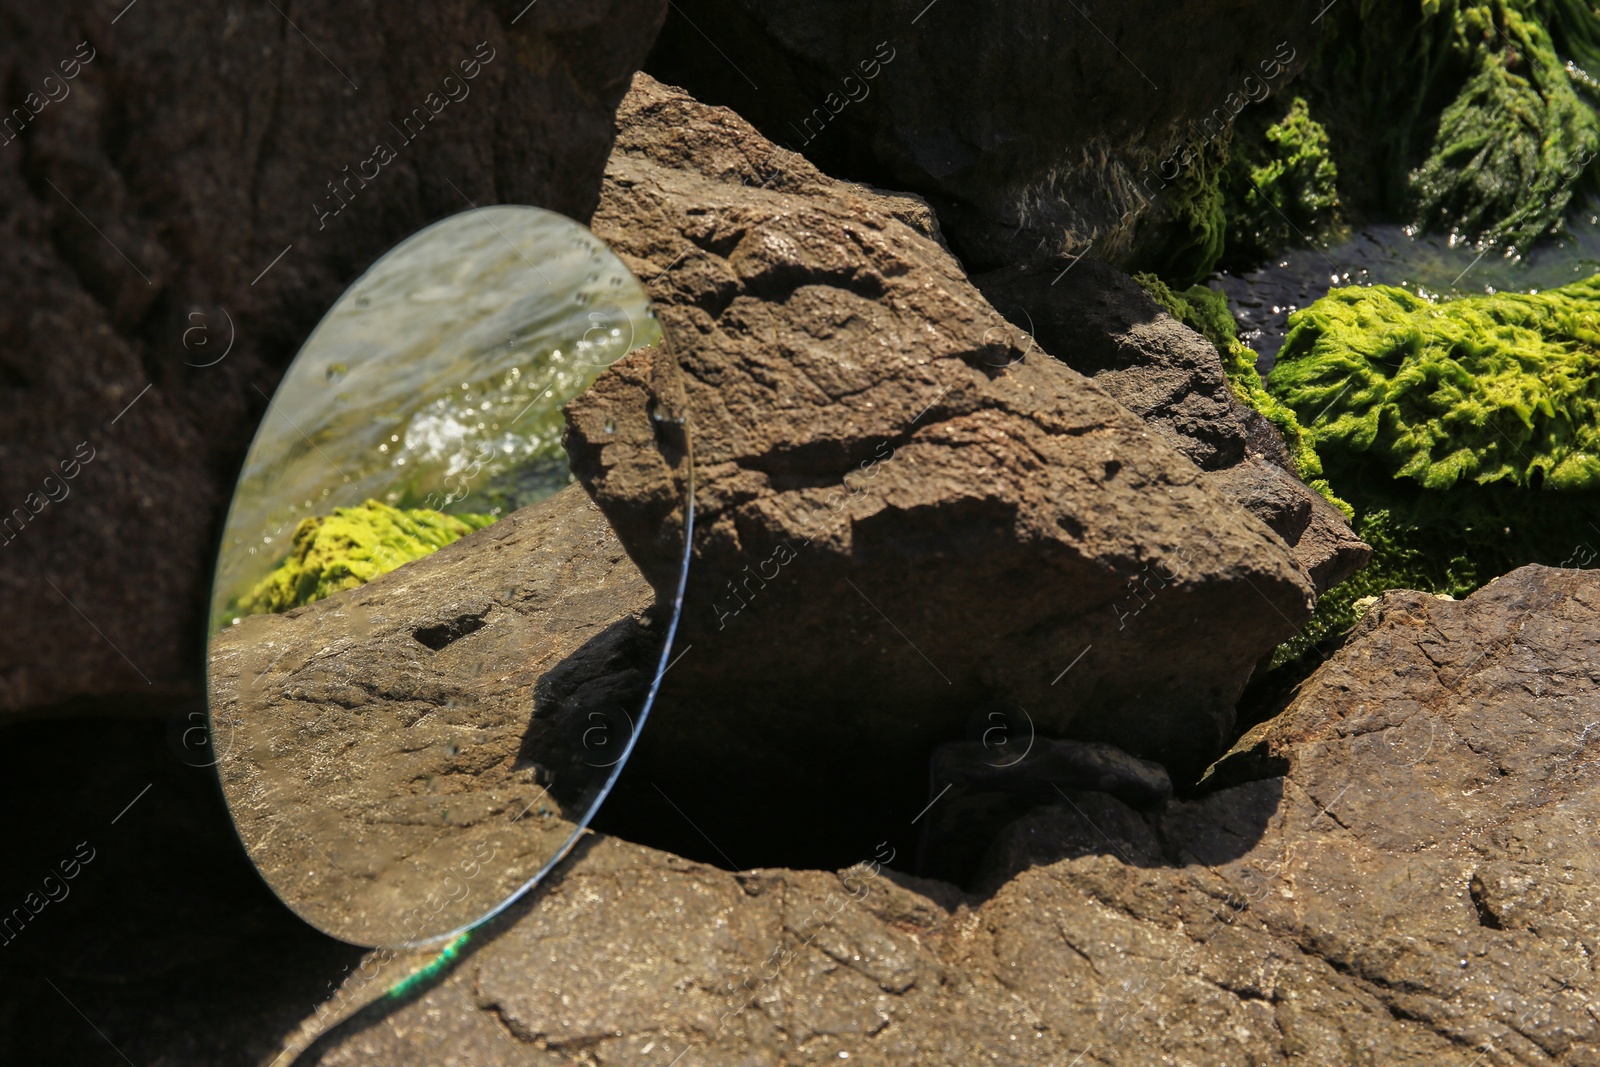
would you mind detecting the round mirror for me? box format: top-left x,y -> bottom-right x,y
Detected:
205,206 -> 690,947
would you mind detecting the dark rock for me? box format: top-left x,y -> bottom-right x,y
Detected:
917,732 -> 1173,885
1239,404 -> 1297,473
289,564 -> 1600,1066
973,256 -> 1370,598
645,0 -> 1322,267
569,74 -> 1315,787
0,717 -> 359,1067
0,0 -> 668,721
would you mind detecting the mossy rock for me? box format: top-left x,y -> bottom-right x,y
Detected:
1261,272 -> 1600,666
1269,274 -> 1600,491
1128,135 -> 1232,287
236,500 -> 496,616
1134,273 -> 1352,516
1306,0 -> 1600,251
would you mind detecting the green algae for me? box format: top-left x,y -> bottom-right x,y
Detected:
1308,0 -> 1600,252
235,500 -> 495,616
1260,272 -> 1600,668
1129,137 -> 1231,287
1222,97 -> 1342,266
1131,96 -> 1341,306
1135,274 -> 1353,516
1268,275 -> 1600,491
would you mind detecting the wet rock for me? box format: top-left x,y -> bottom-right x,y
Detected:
568,74 -> 1315,786
290,564 -> 1600,1067
0,0 -> 668,720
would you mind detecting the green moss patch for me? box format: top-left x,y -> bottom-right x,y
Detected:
1269,275 -> 1600,491
236,500 -> 495,616
1308,0 -> 1600,252
1262,272 -> 1600,667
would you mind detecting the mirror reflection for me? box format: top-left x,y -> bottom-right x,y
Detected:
205,206 -> 686,947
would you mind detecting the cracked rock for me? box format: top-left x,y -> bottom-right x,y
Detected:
566,74 -> 1315,786
292,565 -> 1600,1067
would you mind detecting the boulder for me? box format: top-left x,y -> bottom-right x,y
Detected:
973,258 -> 1250,472
284,565 -> 1600,1066
567,74 -> 1316,788
1203,456 -> 1371,596
645,0 -> 1324,267
974,256 -> 1370,597
0,0 -> 667,720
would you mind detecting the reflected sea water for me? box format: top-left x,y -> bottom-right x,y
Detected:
210,207 -> 659,631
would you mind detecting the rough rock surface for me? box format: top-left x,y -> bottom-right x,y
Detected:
976,257 -> 1369,597
286,564 -> 1600,1066
567,74 -> 1315,786
0,716 -> 364,1067
1204,456 -> 1371,596
207,485 -> 660,945
646,0 -> 1323,267
0,0 -> 666,720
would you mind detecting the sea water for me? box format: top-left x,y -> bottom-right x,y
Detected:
1216,194 -> 1600,371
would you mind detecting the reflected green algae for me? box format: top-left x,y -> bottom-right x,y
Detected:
232,500 -> 494,618
210,206 -> 659,632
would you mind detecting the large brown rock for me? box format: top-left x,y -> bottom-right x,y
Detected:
0,0 -> 667,719
284,564 -> 1600,1066
645,0 -> 1324,267
567,74 -> 1315,786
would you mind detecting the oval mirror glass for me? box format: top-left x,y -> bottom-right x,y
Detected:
205,206 -> 689,947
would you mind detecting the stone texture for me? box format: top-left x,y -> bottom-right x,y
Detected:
645,0 -> 1323,267
974,258 -> 1251,472
207,485 -> 663,945
0,0 -> 667,720
1204,456 -> 1372,596
567,74 -> 1316,787
975,256 -> 1370,598
0,716 -> 362,1067
286,564 -> 1600,1067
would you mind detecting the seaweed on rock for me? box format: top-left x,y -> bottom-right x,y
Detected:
1262,274 -> 1600,664
1269,275 -> 1600,491
1221,96 -> 1342,267
1127,136 -> 1232,287
1308,0 -> 1600,252
235,500 -> 495,616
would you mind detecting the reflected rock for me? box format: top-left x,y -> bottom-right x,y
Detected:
207,486 -> 657,944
